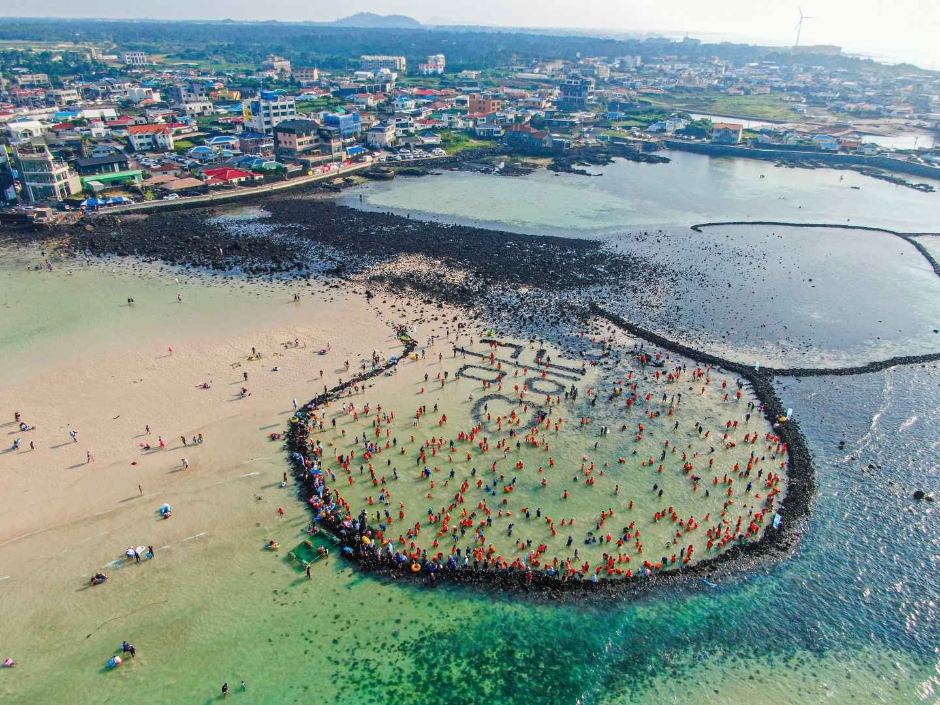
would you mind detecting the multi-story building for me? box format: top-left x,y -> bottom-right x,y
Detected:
323,111 -> 361,139
166,81 -> 209,106
262,55 -> 292,75
127,124 -> 176,152
272,119 -> 342,164
14,144 -> 82,202
14,73 -> 50,87
711,123 -> 744,144
360,55 -> 407,73
120,51 -> 150,66
559,73 -> 595,110
46,88 -> 81,106
175,101 -> 214,117
244,92 -> 297,134
366,122 -> 396,148
468,93 -> 502,114
619,55 -> 642,70
293,67 -> 320,84
418,54 -> 446,75
126,87 -> 161,104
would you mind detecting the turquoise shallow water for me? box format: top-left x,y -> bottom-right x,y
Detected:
3,285 -> 933,705
3,158 -> 940,702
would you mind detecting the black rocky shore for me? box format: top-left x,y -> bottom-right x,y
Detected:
17,202 -> 940,597
65,193 -> 670,303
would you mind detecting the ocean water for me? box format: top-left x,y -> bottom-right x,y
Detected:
340,152 -> 940,235
7,364 -> 934,705
342,156 -> 940,367
2,158 -> 940,703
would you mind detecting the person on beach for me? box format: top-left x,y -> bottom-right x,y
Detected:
222,683 -> 229,697
182,458 -> 189,470
69,430 -> 78,443
146,545 -> 154,560
86,450 -> 93,464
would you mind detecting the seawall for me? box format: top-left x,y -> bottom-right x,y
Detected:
663,139 -> 940,180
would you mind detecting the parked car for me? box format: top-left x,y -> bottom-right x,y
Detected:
162,193 -> 180,200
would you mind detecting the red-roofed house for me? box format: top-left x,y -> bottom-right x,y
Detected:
107,115 -> 141,129
505,122 -> 552,150
128,124 -> 176,151
711,123 -> 744,144
200,167 -> 259,186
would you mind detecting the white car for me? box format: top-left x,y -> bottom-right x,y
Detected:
163,193 -> 180,200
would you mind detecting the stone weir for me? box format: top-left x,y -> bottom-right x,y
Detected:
282,319 -> 813,601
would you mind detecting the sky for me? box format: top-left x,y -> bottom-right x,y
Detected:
6,0 -> 940,68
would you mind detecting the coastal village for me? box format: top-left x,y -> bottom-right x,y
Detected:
2,35 -> 940,220
2,15 -> 939,703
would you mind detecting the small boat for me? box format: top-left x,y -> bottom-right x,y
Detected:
850,185 -> 861,190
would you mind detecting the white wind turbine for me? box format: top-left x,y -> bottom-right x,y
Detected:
794,6 -> 814,47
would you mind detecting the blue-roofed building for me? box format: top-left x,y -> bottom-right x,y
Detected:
812,134 -> 840,151
206,135 -> 240,148
324,111 -> 362,139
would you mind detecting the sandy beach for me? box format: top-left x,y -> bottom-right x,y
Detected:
1,160 -> 936,702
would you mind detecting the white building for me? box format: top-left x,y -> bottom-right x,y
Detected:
244,94 -> 297,134
5,119 -> 47,144
121,51 -> 150,66
418,54 -> 446,75
45,88 -> 81,106
126,87 -> 160,104
262,56 -> 291,75
360,55 -> 407,73
14,144 -> 82,202
366,123 -> 397,148
127,124 -> 176,152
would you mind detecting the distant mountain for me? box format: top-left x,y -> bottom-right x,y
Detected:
332,13 -> 422,29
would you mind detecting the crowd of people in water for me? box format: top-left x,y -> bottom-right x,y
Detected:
284,328 -> 787,586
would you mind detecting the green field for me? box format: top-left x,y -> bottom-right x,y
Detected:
439,130 -> 489,153
648,91 -> 802,122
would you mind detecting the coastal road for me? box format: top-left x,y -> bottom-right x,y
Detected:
93,161 -> 374,215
